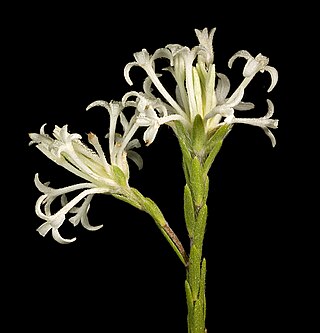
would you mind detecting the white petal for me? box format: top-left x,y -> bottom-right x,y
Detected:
37,222 -> 52,237
263,127 -> 277,147
265,66 -> 278,92
216,73 -> 230,103
124,62 -> 136,86
234,102 -> 255,111
143,125 -> 159,146
228,50 -> 252,69
52,228 -> 76,244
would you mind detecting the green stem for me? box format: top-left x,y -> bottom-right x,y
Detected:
184,166 -> 208,333
112,187 -> 188,266
174,120 -> 231,333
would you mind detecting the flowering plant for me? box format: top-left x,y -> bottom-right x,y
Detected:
29,27 -> 278,332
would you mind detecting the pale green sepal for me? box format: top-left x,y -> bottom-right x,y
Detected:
193,204 -> 207,251
189,244 -> 201,301
189,157 -> 204,207
192,114 -> 206,154
193,298 -> 205,333
111,165 -> 128,187
184,184 -> 195,237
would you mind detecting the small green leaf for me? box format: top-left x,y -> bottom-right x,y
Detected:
185,280 -> 194,316
199,258 -> 207,324
203,175 -> 209,203
193,204 -> 208,250
192,114 -> 206,153
184,184 -> 195,237
182,156 -> 191,184
174,121 -> 192,154
189,157 -> 204,207
188,244 -> 201,301
143,197 -> 166,227
207,123 -> 231,147
203,140 -> 223,176
185,280 -> 194,333
193,298 -> 205,333
204,125 -> 230,166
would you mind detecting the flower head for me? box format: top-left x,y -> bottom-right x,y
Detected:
123,27 -> 279,147
29,103 -> 144,243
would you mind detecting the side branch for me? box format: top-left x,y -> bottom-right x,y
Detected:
163,223 -> 189,266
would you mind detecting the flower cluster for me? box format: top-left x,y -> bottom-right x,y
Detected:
29,27 -> 279,244
29,109 -> 143,243
123,27 -> 278,146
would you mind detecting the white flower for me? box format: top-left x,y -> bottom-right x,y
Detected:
122,27 -> 279,146
228,50 -> 278,92
29,109 -> 143,243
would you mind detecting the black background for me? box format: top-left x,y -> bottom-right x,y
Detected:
5,2 -> 311,332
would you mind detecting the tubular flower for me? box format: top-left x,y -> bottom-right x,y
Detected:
29,103 -> 143,243
123,27 -> 279,146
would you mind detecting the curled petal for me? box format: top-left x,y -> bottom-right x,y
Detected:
265,66 -> 279,92
228,50 -> 252,69
152,48 -> 173,65
264,99 -> 275,118
263,127 -> 277,147
68,194 -> 103,231
52,228 -> 76,244
34,173 -> 51,193
124,62 -> 137,86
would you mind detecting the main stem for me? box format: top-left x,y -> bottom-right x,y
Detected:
184,155 -> 209,333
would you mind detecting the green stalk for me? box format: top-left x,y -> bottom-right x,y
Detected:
175,119 -> 231,333
112,186 -> 188,266
184,159 -> 208,333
